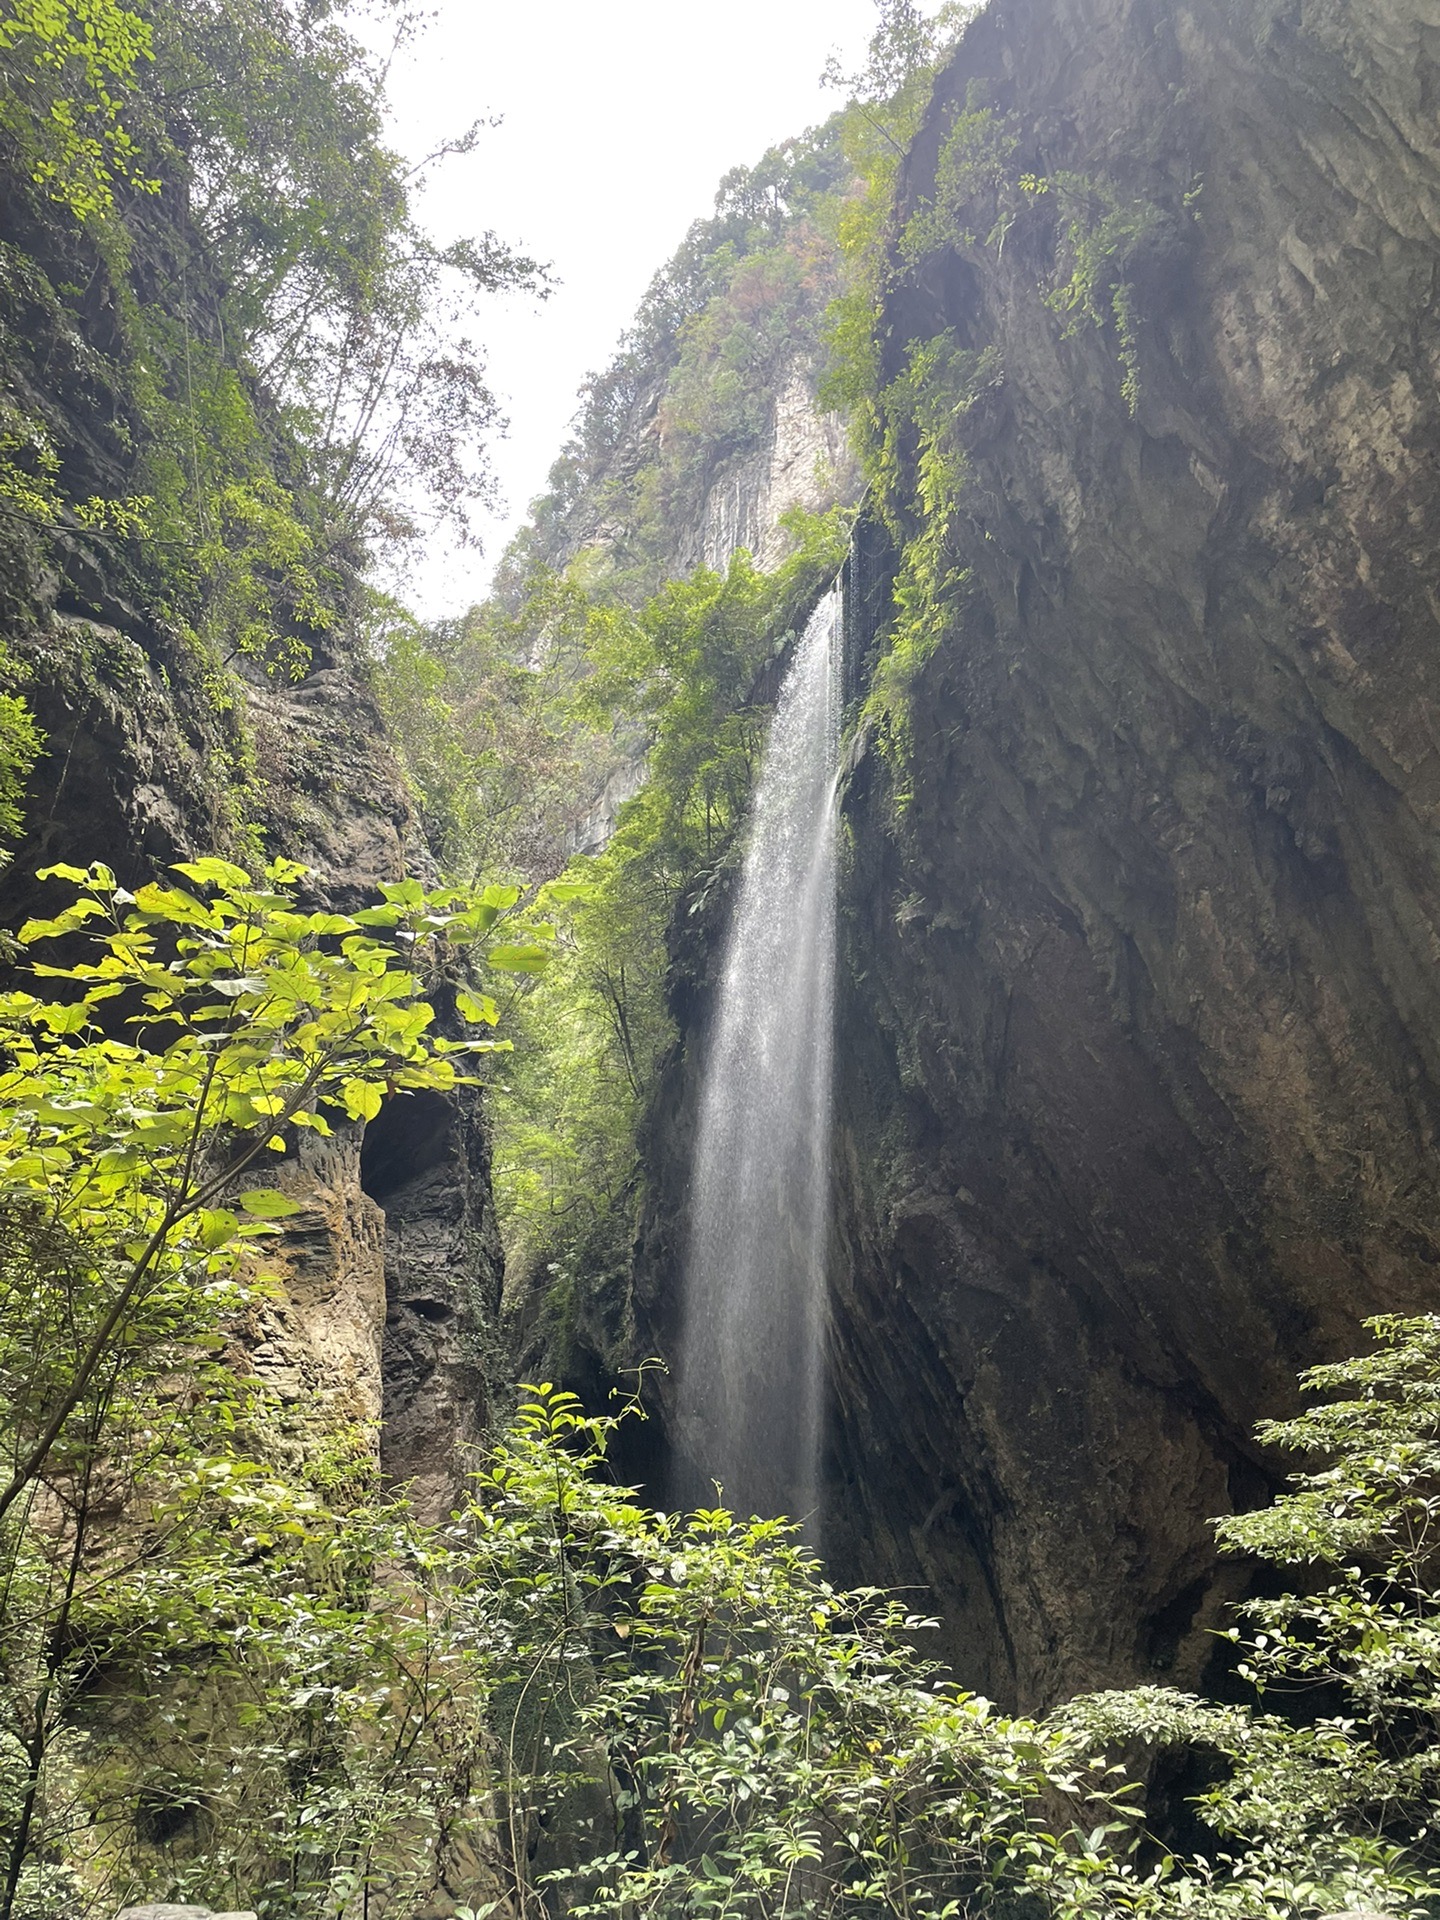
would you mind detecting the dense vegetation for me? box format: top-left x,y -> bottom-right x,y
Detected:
0,0 -> 539,855
2,3 -> 1440,1918
373,513 -> 847,1321
7,894 -> 1440,1920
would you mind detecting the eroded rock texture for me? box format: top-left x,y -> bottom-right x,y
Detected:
4,625 -> 502,1506
0,186 -> 502,1514
825,0 -> 1440,1706
363,1086 -> 505,1519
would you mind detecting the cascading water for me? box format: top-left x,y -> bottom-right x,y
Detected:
676,583 -> 842,1528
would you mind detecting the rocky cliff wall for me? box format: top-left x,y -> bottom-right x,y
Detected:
822,0 -> 1440,1706
0,182 -> 503,1514
5,628 -> 505,1511
547,355 -> 858,855
683,360 -> 859,577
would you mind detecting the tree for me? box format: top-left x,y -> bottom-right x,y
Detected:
0,855 -> 555,1918
1065,1314 -> 1440,1917
0,0 -> 542,691
0,0 -> 155,221
136,0 -> 545,557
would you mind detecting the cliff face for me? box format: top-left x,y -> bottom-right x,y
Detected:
674,360 -> 858,578
0,181 -> 503,1513
823,0 -> 1440,1705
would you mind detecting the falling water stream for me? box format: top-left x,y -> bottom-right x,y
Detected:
677,584 -> 842,1528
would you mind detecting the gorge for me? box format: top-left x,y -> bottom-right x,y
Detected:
4,0 -> 1440,1912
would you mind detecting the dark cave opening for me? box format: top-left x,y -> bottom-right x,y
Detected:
359,1088 -> 455,1205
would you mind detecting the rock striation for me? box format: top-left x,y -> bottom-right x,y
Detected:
822,0 -> 1440,1705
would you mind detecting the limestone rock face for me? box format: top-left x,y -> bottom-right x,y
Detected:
114,1906 -> 257,1920
688,360 -> 859,576
0,185 -> 501,1516
238,1130 -> 388,1435
244,664 -> 431,906
3,616 -> 501,1508
824,0 -> 1440,1705
364,1085 -> 506,1519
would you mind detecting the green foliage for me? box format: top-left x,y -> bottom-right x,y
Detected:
6,1040 -> 1440,1920
898,89 -> 1018,262
366,574 -> 615,886
130,341 -> 340,681
0,645 -> 42,852
0,856 -> 542,1520
1218,1313 -> 1440,1760
821,22 -> 1199,771
1062,1314 -> 1440,1917
0,852 -> 559,1917
859,333 -> 997,774
488,519 -> 849,1289
373,504 -> 849,1308
136,0 -> 542,555
818,1 -> 977,428
1033,171 -> 1173,415
514,120 -> 856,596
482,1386 -> 1149,1920
823,1 -> 976,162
2,1368 -> 1124,1920
0,0 -> 155,220
49,1359 -> 1436,1920
0,0 -> 541,743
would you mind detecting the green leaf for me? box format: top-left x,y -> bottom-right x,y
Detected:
487,943 -> 551,974
342,1078 -> 384,1122
129,883 -> 212,924
172,857 -> 254,889
18,900 -> 107,941
445,906 -> 499,939
237,1188 -> 303,1220
455,987 -> 499,1026
537,879 -> 593,905
37,1001 -> 89,1034
198,1208 -> 241,1249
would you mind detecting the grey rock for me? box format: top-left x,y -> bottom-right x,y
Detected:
818,0 -> 1440,1709
616,0 -> 1440,1715
114,1906 -> 257,1920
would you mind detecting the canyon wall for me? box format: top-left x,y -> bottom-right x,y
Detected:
13,0 -> 1440,1722
0,185 -> 503,1511
822,0 -> 1440,1705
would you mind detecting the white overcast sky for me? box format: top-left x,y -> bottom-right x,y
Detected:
370,0 -> 920,613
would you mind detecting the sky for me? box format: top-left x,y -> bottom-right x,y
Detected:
371,0 -> 903,614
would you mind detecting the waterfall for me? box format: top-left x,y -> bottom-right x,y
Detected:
677,583 -> 842,1527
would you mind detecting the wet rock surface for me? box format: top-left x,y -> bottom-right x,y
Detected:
824,0 -> 1440,1705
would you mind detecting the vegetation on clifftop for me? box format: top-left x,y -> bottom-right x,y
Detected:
3,4 -> 1440,1918
504,122 -> 856,599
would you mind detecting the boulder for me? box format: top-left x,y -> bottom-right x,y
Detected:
114,1904 -> 258,1920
